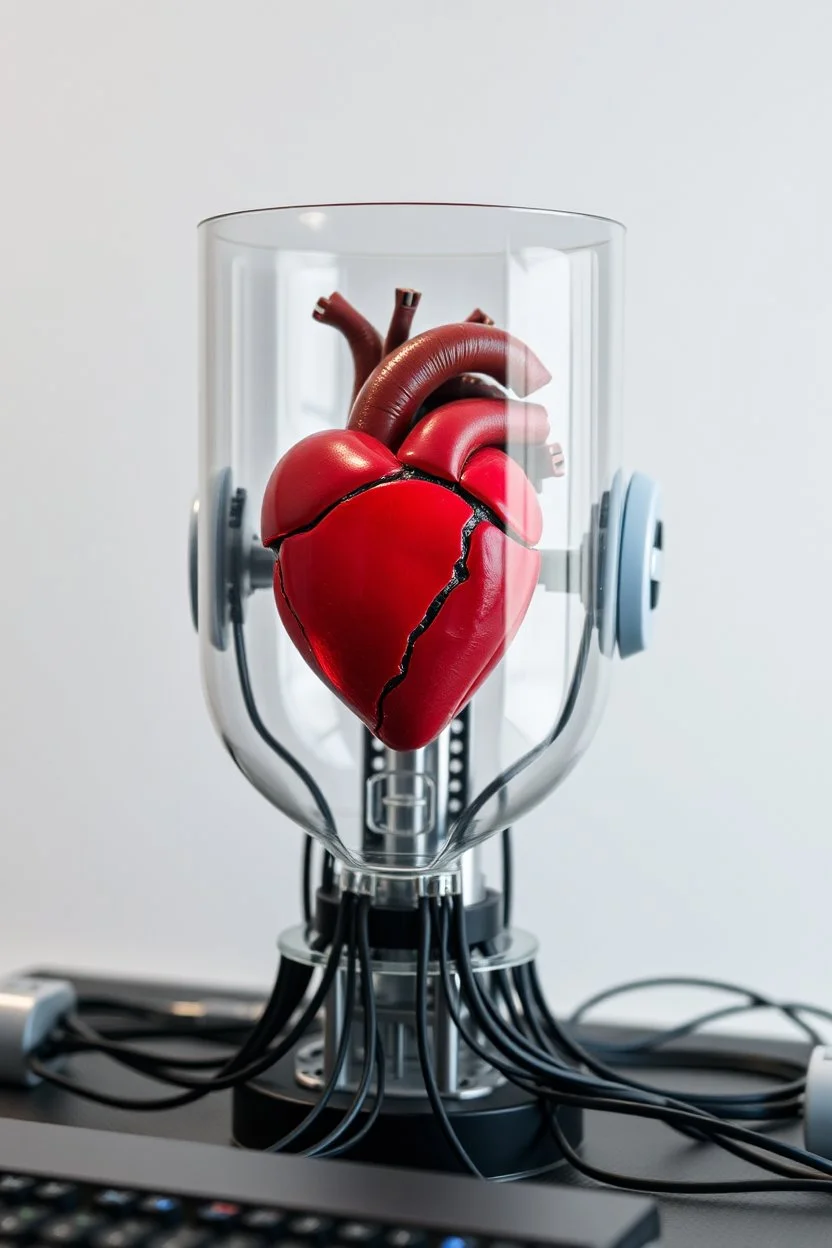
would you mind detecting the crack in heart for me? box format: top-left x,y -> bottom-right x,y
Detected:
275,555 -> 315,656
373,512 -> 482,737
270,470 -> 406,553
269,465 -> 532,553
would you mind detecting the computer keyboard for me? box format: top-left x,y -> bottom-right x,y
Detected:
0,1119 -> 659,1248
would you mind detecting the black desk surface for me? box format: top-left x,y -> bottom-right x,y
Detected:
6,968 -> 830,1246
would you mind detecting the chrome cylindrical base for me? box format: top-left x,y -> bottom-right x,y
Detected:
280,923 -> 536,1100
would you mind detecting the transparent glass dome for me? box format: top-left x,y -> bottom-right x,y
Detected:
197,203 -> 627,876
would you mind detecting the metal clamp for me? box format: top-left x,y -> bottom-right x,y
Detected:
338,869 -> 462,900
189,469 -> 275,650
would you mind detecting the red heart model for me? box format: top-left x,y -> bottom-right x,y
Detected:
261,292 -> 556,752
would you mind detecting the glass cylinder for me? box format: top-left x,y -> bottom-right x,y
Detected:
198,203 -> 624,876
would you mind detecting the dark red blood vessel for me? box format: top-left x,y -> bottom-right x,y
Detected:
260,292 -> 556,751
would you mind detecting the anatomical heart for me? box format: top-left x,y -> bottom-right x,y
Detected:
261,290 -> 563,751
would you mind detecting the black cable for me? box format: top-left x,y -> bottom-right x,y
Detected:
73,997 -> 250,1025
493,970 -> 537,1043
537,1080 -> 832,1183
514,964 -> 804,1120
304,897 -> 380,1158
57,1019 -> 244,1070
29,901 -> 353,1108
511,964 -> 574,1064
452,615 -> 592,848
514,962 -> 813,1178
570,975 -> 823,1054
452,901 -> 585,1087
546,1106 -> 832,1196
440,935 -> 815,1186
319,894 -> 388,1155
414,898 -> 483,1177
501,828 -> 513,929
431,900 -> 538,1088
582,1000 -> 805,1059
50,952 -> 316,1092
563,973 -> 822,1135
232,619 -> 337,841
310,893 -> 389,1153
261,900 -> 358,1154
528,964 -> 806,1118
462,900 -> 788,1140
60,1003 -> 267,1067
45,894 -> 384,1159
448,897 -> 832,1187
68,1020 -> 253,1047
59,1005 -> 266,1063
317,1036 -> 386,1159
302,836 -> 314,927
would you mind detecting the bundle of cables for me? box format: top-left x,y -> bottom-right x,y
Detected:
25,620 -> 832,1194
412,890 -> 832,1193
30,888 -> 384,1161
28,835 -> 832,1194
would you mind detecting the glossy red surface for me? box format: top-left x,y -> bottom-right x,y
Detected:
397,398 -> 550,482
377,525 -> 541,751
313,292 -> 382,403
260,431 -> 399,544
460,447 -> 543,546
348,323 -> 552,449
261,303 -> 555,750
276,480 -> 473,735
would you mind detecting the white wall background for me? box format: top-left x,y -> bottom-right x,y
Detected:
1,0 -> 831,1030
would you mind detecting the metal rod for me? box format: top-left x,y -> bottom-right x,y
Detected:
323,967 -> 350,1090
434,972 -> 460,1094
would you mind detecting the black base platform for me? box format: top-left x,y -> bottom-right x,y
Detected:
232,1049 -> 582,1179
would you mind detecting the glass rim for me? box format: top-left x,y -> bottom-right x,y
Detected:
197,199 -> 625,233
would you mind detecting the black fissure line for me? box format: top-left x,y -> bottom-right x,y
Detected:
405,467 -> 533,547
268,471 -> 406,552
269,466 -> 533,552
374,514 -> 482,735
275,556 -> 316,655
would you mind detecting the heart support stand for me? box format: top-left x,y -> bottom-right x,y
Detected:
230,838 -> 583,1178
231,807 -> 583,1179
192,486 -> 583,1178
194,204 -> 661,1181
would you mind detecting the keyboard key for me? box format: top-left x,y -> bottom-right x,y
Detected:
213,1236 -> 265,1248
94,1192 -> 138,1215
439,1239 -> 478,1248
0,1206 -> 50,1238
238,1211 -> 284,1235
0,1178 -> 36,1205
195,1205 -> 240,1227
383,1233 -> 427,1248
34,1185 -> 78,1211
41,1213 -> 107,1244
147,1232 -> 209,1248
284,1217 -> 333,1242
136,1200 -> 181,1226
337,1226 -> 382,1245
92,1222 -> 155,1248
